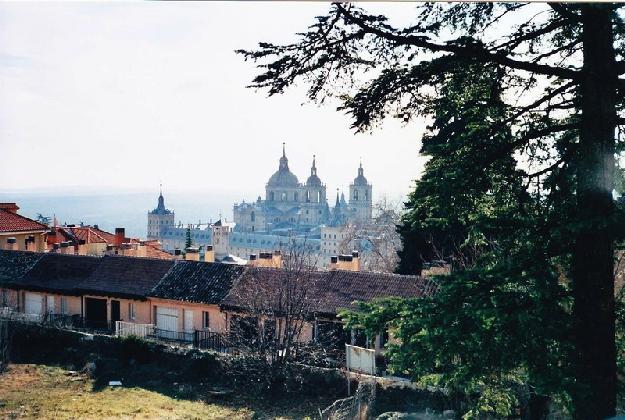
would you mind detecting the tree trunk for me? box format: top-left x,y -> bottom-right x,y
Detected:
572,5 -> 617,418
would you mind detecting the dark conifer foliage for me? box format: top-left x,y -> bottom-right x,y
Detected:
239,4 -> 625,417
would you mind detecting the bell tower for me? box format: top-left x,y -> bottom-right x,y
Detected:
147,186 -> 174,240
348,161 -> 372,223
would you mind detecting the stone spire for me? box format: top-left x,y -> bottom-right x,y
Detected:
306,154 -> 322,187
150,185 -> 172,215
279,142 -> 289,171
157,187 -> 166,212
353,159 -> 369,186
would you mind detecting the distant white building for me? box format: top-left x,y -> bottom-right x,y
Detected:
233,143 -> 373,233
146,143 -> 378,269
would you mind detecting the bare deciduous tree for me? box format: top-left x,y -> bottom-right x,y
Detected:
338,198 -> 402,273
227,237 -> 324,370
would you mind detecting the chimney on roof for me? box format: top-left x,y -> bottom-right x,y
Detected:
0,203 -> 19,214
329,251 -> 360,272
173,248 -> 183,261
115,228 -> 125,247
185,247 -> 200,262
204,245 -> 214,263
60,241 -> 73,255
53,243 -> 60,252
94,224 -> 99,230
76,239 -> 87,256
6,237 -> 18,251
248,251 -> 282,268
25,235 -> 36,252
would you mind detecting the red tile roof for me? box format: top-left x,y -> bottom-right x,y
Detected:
144,244 -> 175,260
67,227 -> 108,244
91,227 -> 118,244
222,267 -> 437,316
0,209 -> 48,233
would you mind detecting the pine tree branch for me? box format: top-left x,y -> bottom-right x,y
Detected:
335,4 -> 579,80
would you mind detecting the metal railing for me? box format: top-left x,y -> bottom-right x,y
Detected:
194,329 -> 231,353
115,321 -> 155,338
150,328 -> 194,343
0,308 -> 114,332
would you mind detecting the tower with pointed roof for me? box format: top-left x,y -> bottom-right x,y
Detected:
348,161 -> 373,223
301,155 -> 328,226
147,187 -> 174,240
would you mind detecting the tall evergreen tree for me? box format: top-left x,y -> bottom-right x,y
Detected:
343,63 -> 572,417
185,226 -> 192,250
239,4 -> 625,417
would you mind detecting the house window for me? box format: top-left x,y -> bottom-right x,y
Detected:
202,311 -> 210,329
61,296 -> 68,315
129,302 -> 136,320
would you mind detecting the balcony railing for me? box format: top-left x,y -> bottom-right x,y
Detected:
150,328 -> 194,343
115,321 -> 154,338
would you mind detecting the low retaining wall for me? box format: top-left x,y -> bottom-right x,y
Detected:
8,322 -> 346,398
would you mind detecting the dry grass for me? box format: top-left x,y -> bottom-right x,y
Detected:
0,364 -> 257,419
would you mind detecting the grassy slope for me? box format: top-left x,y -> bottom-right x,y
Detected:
0,364 -> 326,419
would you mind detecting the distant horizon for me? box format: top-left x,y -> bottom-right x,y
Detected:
0,185 -> 407,240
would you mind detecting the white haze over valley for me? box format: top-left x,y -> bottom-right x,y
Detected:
0,2 -> 428,233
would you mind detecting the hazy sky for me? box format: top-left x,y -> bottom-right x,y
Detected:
0,2 -> 428,203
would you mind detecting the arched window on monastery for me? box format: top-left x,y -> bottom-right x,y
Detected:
251,211 -> 255,222
354,190 -> 359,201
306,190 -> 311,202
270,192 -> 275,201
294,192 -> 298,201
281,192 -> 286,201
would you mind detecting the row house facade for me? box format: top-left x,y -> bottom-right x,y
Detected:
0,250 -> 436,352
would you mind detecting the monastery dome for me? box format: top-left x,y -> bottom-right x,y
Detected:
267,144 -> 300,187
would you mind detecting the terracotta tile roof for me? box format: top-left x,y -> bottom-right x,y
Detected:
222,268 -> 437,316
79,256 -> 174,300
314,270 -> 437,314
0,250 -> 44,285
9,253 -> 102,295
0,209 -> 48,233
144,244 -> 175,260
88,227 -> 117,244
0,249 -> 435,315
150,261 -> 246,304
67,227 -> 108,244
